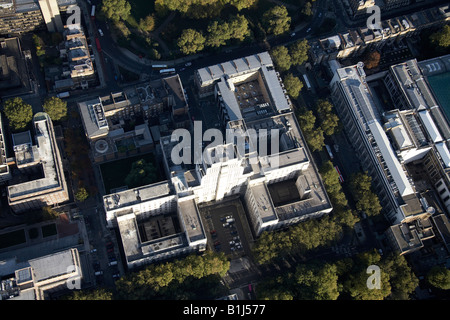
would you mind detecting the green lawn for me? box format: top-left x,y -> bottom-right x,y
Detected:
100,153 -> 163,193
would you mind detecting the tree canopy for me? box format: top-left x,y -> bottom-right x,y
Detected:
75,187 -> 89,202
349,172 -> 382,217
270,45 -> 291,72
262,5 -> 291,36
115,252 -> 230,299
3,97 -> 33,131
316,99 -> 339,136
363,50 -> 381,70
101,0 -> 131,22
206,15 -> 250,49
289,39 -> 310,66
297,109 -> 325,152
177,29 -> 206,55
430,25 -> 450,49
283,73 -> 303,99
427,265 -> 450,290
125,159 -> 157,188
43,96 -> 67,121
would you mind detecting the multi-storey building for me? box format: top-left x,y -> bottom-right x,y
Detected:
7,112 -> 69,213
78,75 -> 188,162
309,4 -> 450,65
0,0 -> 75,35
330,62 -> 425,224
0,112 -> 11,183
103,182 -> 207,269
330,58 -> 450,261
0,248 -> 82,300
59,23 -> 95,90
101,52 -> 333,269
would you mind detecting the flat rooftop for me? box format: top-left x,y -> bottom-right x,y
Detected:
103,181 -> 172,211
8,113 -> 65,200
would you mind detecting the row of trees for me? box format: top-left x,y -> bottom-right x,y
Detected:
2,96 -> 67,131
270,39 -> 310,72
177,14 -> 251,55
297,99 -> 340,152
257,250 -> 419,300
67,252 -> 230,300
155,0 -> 258,18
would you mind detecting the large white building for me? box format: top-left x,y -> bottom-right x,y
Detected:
103,181 -> 207,269
7,112 -> 69,213
103,52 -> 332,268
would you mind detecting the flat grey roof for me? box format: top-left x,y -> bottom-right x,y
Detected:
178,198 -> 206,243
78,98 -> 109,139
28,249 -> 77,282
8,113 -> 65,200
104,181 -> 172,211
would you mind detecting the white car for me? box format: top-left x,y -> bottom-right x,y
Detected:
98,28 -> 104,36
185,62 -> 192,67
306,27 -> 312,33
290,32 -> 296,37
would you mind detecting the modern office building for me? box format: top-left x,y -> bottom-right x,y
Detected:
382,58 -> 450,214
7,112 -> 69,213
330,62 -> 425,224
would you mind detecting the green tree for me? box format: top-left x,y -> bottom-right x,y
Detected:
75,187 -> 89,202
289,39 -> 310,66
228,14 -> 251,42
115,252 -> 229,299
138,14 -> 156,33
305,127 -> 325,152
206,20 -> 231,48
177,29 -> 206,55
382,254 -> 419,299
316,99 -> 339,136
262,5 -> 291,36
113,20 -> 131,39
125,159 -> 157,188
67,288 -> 113,300
349,172 -> 382,217
229,0 -> 258,11
270,45 -> 291,72
283,73 -> 303,99
43,97 -> 67,121
101,0 -> 131,22
297,109 -> 316,133
256,275 -> 294,300
343,250 -> 391,300
319,160 -> 348,208
430,25 -> 450,49
301,1 -> 313,16
427,265 -> 450,290
3,97 -> 33,131
295,263 -> 340,300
